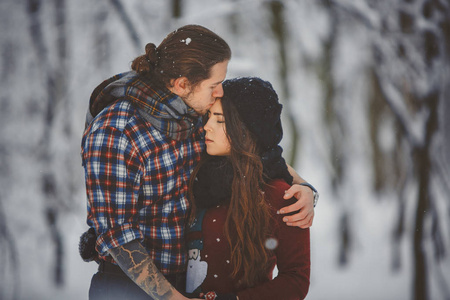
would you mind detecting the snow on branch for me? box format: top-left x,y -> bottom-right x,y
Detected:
373,68 -> 427,148
327,0 -> 380,30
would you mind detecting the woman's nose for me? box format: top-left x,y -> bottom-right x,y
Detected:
204,119 -> 212,131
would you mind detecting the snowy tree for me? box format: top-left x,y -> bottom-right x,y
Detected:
319,1 -> 450,298
0,0 -> 448,299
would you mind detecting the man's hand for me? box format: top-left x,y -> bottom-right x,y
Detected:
278,184 -> 315,228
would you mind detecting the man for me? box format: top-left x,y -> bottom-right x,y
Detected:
81,24 -> 316,300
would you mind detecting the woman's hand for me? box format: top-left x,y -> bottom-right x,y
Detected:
278,184 -> 315,228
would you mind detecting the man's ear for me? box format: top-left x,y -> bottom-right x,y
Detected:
170,77 -> 191,97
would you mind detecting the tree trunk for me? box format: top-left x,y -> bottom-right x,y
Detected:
268,0 -> 299,167
172,0 -> 182,18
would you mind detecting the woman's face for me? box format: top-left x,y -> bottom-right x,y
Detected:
204,99 -> 231,156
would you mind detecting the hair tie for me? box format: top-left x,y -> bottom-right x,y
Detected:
145,43 -> 158,66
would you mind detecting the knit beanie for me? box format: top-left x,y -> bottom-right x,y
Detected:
222,77 -> 293,184
222,77 -> 282,150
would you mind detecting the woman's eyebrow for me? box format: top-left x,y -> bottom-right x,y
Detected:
212,112 -> 223,116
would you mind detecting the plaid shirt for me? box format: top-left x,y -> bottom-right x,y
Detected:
82,94 -> 204,274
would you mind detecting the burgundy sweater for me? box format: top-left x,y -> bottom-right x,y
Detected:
186,179 -> 310,300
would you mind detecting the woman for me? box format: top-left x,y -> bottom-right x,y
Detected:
186,77 -> 311,300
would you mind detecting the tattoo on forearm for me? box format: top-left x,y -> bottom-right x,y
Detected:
108,240 -> 175,300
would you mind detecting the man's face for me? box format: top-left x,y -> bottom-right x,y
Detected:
182,60 -> 228,115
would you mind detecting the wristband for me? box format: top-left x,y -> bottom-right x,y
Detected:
299,182 -> 319,207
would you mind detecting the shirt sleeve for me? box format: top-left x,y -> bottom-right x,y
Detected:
237,179 -> 311,300
82,126 -> 145,255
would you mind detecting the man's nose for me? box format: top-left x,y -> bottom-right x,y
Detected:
212,84 -> 224,98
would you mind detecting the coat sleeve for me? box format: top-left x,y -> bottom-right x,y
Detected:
236,179 -> 311,300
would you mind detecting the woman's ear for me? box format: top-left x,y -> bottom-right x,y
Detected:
170,77 -> 191,97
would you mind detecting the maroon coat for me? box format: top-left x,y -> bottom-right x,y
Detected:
186,178 -> 310,300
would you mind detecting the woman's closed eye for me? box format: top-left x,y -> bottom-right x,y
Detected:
215,114 -> 225,124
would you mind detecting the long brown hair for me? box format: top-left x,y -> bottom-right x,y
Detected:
189,99 -> 272,288
131,24 -> 231,89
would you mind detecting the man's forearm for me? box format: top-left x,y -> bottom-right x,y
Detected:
107,240 -> 179,300
287,163 -> 305,185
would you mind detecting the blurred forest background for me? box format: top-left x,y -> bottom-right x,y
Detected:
0,0 -> 449,299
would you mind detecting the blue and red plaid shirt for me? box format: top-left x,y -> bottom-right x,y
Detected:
82,73 -> 204,275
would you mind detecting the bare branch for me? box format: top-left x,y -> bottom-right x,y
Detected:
373,68 -> 425,148
110,0 -> 141,51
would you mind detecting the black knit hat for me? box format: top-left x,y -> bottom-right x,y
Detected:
222,77 -> 293,184
222,77 -> 283,150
